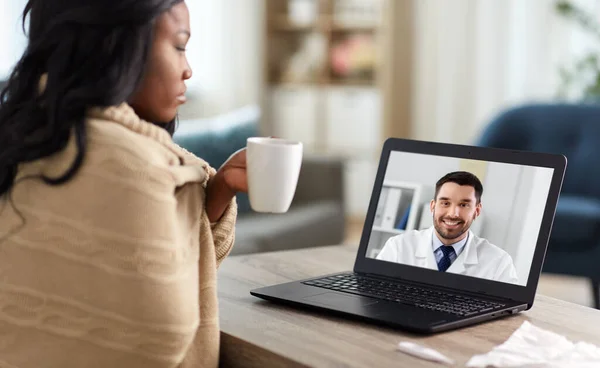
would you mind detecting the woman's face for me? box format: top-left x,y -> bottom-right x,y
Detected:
129,2 -> 192,123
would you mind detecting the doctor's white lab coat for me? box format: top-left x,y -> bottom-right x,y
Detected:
376,227 -> 519,284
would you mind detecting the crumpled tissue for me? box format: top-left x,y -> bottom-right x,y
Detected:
466,321 -> 600,368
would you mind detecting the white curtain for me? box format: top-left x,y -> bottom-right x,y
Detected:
184,0 -> 264,117
411,0 -> 600,145
0,0 -> 27,80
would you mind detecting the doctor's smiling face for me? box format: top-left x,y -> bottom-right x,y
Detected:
430,171 -> 483,245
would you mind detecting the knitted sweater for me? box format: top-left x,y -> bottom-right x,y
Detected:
0,103 -> 237,368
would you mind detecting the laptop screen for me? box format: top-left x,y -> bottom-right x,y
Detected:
365,150 -> 554,286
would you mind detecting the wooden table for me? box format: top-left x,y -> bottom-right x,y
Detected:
217,245 -> 600,367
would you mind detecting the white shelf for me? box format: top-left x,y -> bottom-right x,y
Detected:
372,226 -> 404,235
323,147 -> 380,159
268,86 -> 320,149
372,181 -> 434,232
324,87 -> 381,154
344,157 -> 378,217
263,0 -> 412,220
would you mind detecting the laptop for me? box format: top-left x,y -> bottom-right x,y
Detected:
251,138 -> 567,333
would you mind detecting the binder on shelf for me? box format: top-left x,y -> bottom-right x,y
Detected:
372,186 -> 388,227
381,187 -> 402,228
395,205 -> 411,230
393,188 -> 414,230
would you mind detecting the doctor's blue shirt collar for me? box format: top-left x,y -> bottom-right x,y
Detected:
432,231 -> 468,257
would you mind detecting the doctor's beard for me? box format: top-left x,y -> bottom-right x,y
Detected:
432,210 -> 474,241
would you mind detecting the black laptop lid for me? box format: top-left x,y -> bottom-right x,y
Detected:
354,138 -> 566,305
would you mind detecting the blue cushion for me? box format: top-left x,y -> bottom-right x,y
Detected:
173,106 -> 260,214
551,195 -> 600,251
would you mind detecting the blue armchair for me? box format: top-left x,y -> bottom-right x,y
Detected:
477,103 -> 600,308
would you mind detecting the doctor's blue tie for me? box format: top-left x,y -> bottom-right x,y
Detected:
437,246 -> 456,272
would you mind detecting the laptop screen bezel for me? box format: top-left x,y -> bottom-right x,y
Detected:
353,138 -> 567,305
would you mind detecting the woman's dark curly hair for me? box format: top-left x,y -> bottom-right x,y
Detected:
0,0 -> 183,197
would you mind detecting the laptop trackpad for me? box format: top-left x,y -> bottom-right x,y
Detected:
303,292 -> 379,307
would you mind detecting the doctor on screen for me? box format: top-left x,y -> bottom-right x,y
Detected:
376,171 -> 519,284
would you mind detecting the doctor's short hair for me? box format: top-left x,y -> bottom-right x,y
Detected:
434,171 -> 483,204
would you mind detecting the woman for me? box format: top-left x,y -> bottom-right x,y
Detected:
0,1 -> 246,367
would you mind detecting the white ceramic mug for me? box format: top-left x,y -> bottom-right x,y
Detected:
246,137 -> 303,213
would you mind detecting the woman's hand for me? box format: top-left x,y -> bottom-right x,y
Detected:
205,148 -> 248,222
220,148 -> 248,194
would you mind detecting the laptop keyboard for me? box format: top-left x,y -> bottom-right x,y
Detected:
302,273 -> 507,316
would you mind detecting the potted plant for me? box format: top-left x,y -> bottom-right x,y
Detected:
555,0 -> 600,101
